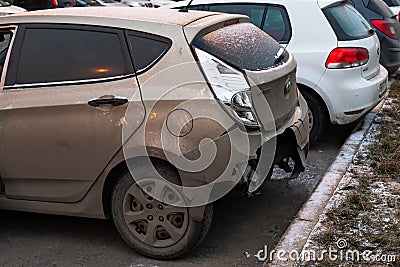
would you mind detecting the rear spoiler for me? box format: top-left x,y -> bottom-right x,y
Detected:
318,0 -> 348,9
183,13 -> 249,43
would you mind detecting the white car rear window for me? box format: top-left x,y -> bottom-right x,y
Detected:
323,4 -> 372,41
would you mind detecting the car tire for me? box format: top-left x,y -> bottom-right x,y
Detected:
111,160 -> 213,260
300,89 -> 327,145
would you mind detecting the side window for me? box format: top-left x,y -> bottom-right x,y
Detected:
208,4 -> 266,28
0,31 -> 12,76
7,27 -> 128,86
127,32 -> 171,73
262,6 -> 291,43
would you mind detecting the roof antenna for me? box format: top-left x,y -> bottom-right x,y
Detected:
179,0 -> 195,12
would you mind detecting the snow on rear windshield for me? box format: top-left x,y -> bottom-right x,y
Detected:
192,22 -> 288,71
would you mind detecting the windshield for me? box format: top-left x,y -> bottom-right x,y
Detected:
192,22 -> 288,71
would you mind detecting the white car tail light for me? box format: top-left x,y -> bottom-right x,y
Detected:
325,47 -> 369,69
194,48 -> 258,127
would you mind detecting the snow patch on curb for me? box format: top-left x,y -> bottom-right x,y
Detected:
265,101 -> 386,267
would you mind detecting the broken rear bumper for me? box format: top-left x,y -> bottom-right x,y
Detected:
178,94 -> 309,200
274,93 -> 309,174
245,93 -> 309,193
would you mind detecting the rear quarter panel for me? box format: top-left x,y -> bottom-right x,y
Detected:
285,0 -> 338,114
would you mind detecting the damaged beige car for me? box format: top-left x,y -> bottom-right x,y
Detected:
0,7 -> 309,259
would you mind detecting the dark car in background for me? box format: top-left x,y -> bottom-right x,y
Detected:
7,0 -> 75,10
350,0 -> 400,73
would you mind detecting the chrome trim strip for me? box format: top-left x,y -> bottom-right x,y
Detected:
3,74 -> 135,90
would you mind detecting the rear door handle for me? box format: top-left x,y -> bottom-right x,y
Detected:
88,96 -> 128,107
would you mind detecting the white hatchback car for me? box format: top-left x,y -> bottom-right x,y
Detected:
167,0 -> 389,143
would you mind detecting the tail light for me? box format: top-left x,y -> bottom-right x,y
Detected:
325,47 -> 369,69
52,0 -> 59,7
193,48 -> 259,128
371,19 -> 397,39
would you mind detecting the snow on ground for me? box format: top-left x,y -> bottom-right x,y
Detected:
299,99 -> 400,266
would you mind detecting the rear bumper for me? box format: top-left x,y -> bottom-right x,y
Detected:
199,93 -> 309,196
259,93 -> 309,177
288,93 -> 310,152
318,65 -> 388,125
242,93 -> 309,194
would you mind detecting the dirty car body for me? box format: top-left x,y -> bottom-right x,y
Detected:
0,7 -> 308,259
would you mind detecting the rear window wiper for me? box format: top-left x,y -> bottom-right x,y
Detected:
275,47 -> 287,64
368,28 -> 375,35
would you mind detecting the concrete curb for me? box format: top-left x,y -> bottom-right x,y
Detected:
264,96 -> 388,267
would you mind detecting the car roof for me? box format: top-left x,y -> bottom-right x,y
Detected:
164,0 -> 343,9
1,6 -> 222,27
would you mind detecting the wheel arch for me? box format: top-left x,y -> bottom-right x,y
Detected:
102,154 -> 180,219
297,83 -> 331,119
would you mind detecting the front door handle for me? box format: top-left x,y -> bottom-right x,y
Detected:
88,96 -> 128,107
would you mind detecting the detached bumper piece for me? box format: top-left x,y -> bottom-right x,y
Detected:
273,129 -> 309,179
245,100 -> 309,196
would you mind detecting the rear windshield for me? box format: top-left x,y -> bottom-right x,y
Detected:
192,22 -> 288,71
323,4 -> 372,41
383,0 -> 400,7
368,0 -> 394,17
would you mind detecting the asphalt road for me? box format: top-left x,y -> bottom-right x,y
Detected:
0,122 -> 357,267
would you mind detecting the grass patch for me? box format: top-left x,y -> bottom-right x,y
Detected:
305,77 -> 400,266
369,79 -> 400,180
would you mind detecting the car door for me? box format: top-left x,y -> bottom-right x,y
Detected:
0,24 -> 145,203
